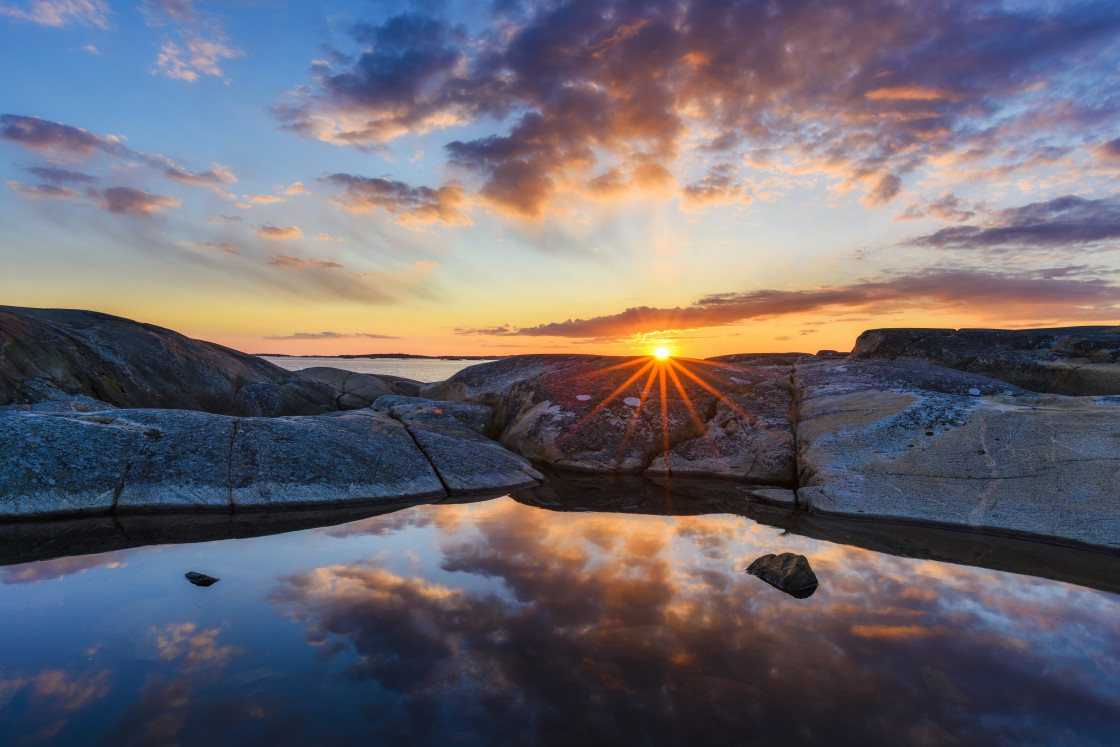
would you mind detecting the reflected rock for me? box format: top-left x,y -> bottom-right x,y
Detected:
746,552 -> 818,598
185,571 -> 219,586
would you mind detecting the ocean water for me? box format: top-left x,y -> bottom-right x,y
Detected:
261,356 -> 496,383
0,480 -> 1118,745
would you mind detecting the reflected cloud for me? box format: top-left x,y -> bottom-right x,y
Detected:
270,500 -> 1120,743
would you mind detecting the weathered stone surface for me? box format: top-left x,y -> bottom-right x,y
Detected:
852,326 -> 1120,395
0,410 -> 144,517
229,410 -> 445,508
745,552 -> 818,598
795,360 -> 1120,549
422,354 -> 795,481
0,407 -> 451,518
373,395 -> 543,495
646,368 -> 795,484
298,367 -> 425,407
0,306 -> 340,416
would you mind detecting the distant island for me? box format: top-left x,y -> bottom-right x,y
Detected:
253,353 -> 505,361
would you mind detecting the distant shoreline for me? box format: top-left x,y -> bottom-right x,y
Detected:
254,353 -> 504,361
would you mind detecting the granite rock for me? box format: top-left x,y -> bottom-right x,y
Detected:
422,354 -> 795,481
852,326 -> 1120,395
794,360 -> 1120,549
0,306 -> 339,416
372,395 -> 543,495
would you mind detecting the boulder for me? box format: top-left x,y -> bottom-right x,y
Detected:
794,359 -> 1120,549
372,396 -> 542,495
421,354 -> 795,482
297,367 -> 424,407
745,552 -> 819,598
852,326 -> 1120,395
0,306 -> 340,416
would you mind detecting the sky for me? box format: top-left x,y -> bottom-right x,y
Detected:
1,0 -> 1119,357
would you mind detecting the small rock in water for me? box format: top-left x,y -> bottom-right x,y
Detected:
967,388 -> 981,396
745,553 -> 818,598
185,571 -> 220,587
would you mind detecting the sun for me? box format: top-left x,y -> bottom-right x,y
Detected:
653,346 -> 671,360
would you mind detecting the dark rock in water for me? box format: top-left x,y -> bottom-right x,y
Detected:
746,552 -> 818,598
851,326 -> 1120,395
0,306 -> 340,416
185,571 -> 219,586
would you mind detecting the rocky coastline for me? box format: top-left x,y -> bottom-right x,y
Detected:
2,305 -> 1118,551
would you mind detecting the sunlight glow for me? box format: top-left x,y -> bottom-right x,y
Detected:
653,346 -> 671,360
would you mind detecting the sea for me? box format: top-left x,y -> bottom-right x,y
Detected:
0,357 -> 1117,744
261,356 -> 495,383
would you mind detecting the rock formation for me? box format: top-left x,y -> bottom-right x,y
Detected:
2,309 -> 1119,552
0,306 -> 340,416
421,354 -> 796,483
852,326 -> 1120,395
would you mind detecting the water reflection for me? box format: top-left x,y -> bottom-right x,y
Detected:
273,501 -> 1120,745
0,496 -> 1117,745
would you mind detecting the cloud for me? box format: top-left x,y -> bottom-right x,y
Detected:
178,240 -> 237,254
164,164 -> 236,189
0,114 -> 122,158
154,35 -> 243,82
907,194 -> 1120,250
262,331 -> 400,340
275,1 -> 1120,217
88,186 -> 180,215
681,163 -> 749,208
1091,137 -> 1120,166
6,180 -> 80,200
82,43 -> 99,54
243,193 -> 283,204
456,268 -> 1120,340
208,214 -> 241,224
282,181 -> 309,195
267,254 -> 344,270
314,232 -> 343,242
23,165 -> 97,184
256,225 -> 302,240
325,173 -> 470,226
897,191 -> 977,222
0,0 -> 109,27
142,0 -> 194,23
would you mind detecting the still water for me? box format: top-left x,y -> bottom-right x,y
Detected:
0,487 -> 1118,746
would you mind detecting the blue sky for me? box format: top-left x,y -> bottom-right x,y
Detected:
2,0 -> 1119,356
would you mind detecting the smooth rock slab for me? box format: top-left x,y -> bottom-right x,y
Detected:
795,360 -> 1120,550
0,411 -> 144,517
373,396 -> 543,495
229,411 -> 445,508
0,407 -> 449,518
